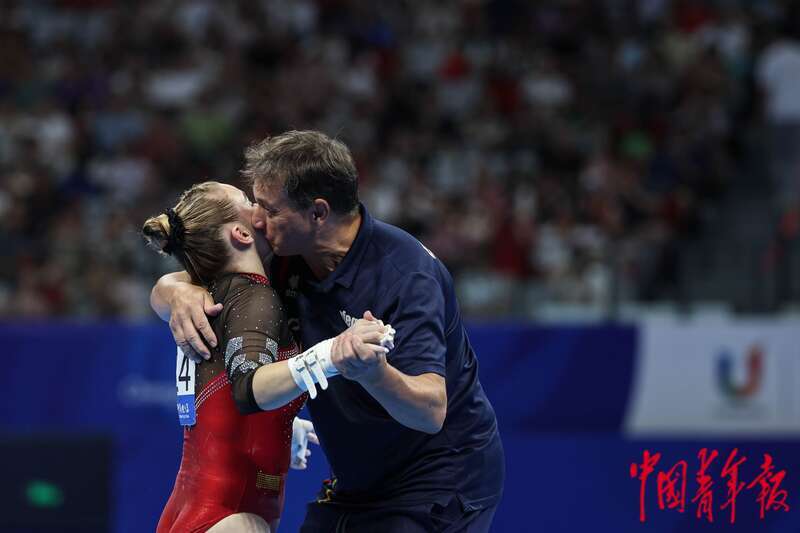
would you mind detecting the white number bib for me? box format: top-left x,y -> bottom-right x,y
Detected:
175,346 -> 196,426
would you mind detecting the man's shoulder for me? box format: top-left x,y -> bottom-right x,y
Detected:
368,218 -> 442,277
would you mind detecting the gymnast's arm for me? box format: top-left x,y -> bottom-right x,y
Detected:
220,284 -> 306,413
221,284 -> 391,413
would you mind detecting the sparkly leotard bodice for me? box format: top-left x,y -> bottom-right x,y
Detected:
157,273 -> 305,533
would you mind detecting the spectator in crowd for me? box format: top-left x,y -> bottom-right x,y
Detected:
0,0 -> 788,318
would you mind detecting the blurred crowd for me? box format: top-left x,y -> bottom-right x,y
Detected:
0,0 -> 797,319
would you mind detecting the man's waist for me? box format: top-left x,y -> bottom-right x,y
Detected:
321,483 -> 502,512
325,431 -> 504,506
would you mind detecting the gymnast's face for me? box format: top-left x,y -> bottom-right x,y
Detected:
218,183 -> 272,261
251,179 -> 314,257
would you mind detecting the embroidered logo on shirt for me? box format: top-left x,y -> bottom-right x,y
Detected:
340,310 -> 358,328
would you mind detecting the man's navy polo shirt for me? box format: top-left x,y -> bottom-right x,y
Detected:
273,205 -> 504,510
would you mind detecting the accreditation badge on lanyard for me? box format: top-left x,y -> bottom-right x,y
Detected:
175,346 -> 196,426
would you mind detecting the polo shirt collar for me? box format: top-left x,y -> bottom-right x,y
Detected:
310,203 -> 373,292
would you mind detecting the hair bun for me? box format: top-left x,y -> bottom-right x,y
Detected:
142,213 -> 172,254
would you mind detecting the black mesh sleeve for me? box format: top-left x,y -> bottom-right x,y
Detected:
218,283 -> 285,414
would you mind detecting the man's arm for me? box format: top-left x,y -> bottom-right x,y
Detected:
360,365 -> 446,434
150,271 -> 190,321
150,271 -> 222,360
333,309 -> 448,434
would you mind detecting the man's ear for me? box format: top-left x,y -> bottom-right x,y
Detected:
311,199 -> 330,224
230,224 -> 254,247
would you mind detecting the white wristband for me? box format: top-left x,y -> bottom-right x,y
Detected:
287,338 -> 337,399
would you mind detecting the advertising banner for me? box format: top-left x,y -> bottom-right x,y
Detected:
625,318 -> 800,437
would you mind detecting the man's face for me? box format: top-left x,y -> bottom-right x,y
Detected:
251,179 -> 313,256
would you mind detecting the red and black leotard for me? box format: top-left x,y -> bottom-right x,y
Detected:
157,273 -> 305,533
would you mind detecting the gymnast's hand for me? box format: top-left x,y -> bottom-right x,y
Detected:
164,278 -> 222,362
331,311 -> 394,382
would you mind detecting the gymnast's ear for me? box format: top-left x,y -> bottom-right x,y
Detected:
230,223 -> 254,247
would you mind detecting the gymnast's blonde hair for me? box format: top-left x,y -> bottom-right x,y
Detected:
142,181 -> 240,285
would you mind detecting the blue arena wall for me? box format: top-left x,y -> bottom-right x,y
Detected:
1,322 -> 798,532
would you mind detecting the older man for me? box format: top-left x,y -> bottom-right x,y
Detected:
151,130 -> 504,532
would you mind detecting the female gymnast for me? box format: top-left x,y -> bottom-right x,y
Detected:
143,181 -> 390,532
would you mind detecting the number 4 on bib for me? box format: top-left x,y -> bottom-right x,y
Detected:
175,346 -> 196,426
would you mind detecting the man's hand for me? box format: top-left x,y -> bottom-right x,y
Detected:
331,311 -> 393,383
166,281 -> 223,362
290,417 -> 319,470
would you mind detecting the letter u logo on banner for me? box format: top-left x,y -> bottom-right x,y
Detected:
716,345 -> 764,399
